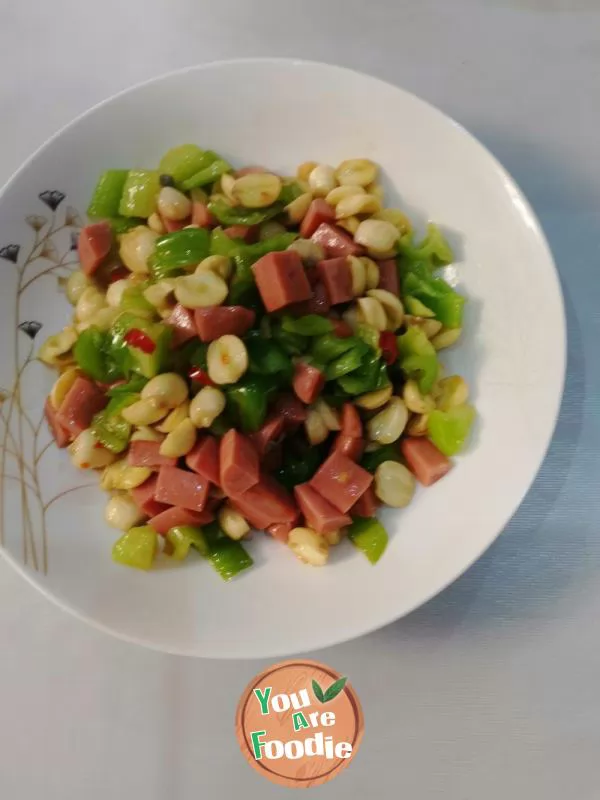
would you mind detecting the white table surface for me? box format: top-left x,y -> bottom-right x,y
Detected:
1,0 -> 599,797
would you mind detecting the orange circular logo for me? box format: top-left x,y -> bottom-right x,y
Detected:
235,659 -> 364,788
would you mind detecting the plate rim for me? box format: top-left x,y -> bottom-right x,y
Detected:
0,57 -> 567,658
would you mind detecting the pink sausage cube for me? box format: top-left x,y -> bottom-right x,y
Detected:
148,506 -> 214,536
311,223 -> 364,258
220,430 -> 260,495
294,483 -> 352,534
194,306 -> 255,342
310,451 -> 373,513
77,222 -> 112,276
252,250 -> 312,312
127,440 -> 177,469
299,199 -> 336,238
44,397 -> 71,448
154,466 -> 209,512
166,304 -> 197,348
55,377 -> 107,438
377,259 -> 399,296
317,257 -> 354,305
293,362 -> 325,405
185,436 -> 220,485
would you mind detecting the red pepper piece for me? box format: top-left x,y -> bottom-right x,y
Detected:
379,331 -> 398,365
124,328 -> 156,354
188,366 -> 215,387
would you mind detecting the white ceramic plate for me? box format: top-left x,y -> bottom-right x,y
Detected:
0,59 -> 565,658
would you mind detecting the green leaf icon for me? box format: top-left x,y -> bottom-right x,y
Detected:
312,679 -> 325,703
323,676 -> 348,703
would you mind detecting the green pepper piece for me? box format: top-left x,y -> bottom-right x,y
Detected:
210,227 -> 245,257
397,326 -> 439,394
112,526 -> 158,570
278,181 -> 305,206
360,444 -> 402,473
348,517 -> 388,564
325,342 -> 368,380
404,296 -> 435,317
119,285 -> 156,318
247,338 -> 292,379
202,522 -> 253,581
108,217 -> 145,234
110,313 -> 172,379
274,329 -> 308,356
90,409 -> 132,454
428,404 -> 476,456
73,327 -> 123,383
355,323 -> 381,353
338,349 -> 389,395
118,170 -> 161,218
276,443 -> 324,491
179,152 -> 232,191
401,265 -> 464,329
106,376 -> 148,398
208,197 -> 283,227
149,228 -> 211,279
226,376 -> 274,432
399,223 -> 454,266
159,144 -> 207,185
166,525 -> 210,560
311,333 -> 358,363
282,315 -> 333,337
87,170 -> 129,219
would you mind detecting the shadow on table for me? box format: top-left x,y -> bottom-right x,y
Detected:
382,129 -> 596,636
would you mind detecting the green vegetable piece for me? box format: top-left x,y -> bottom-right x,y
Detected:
227,234 -> 297,305
338,349 -> 389,395
180,152 -> 232,191
118,170 -> 161,218
360,444 -> 402,473
73,327 -> 123,384
208,197 -> 282,227
276,443 -> 324,491
87,170 -> 129,219
400,223 -> 454,266
210,227 -> 245,257
150,228 -> 211,278
325,342 -> 368,380
311,333 -> 358,363
166,525 -> 210,560
202,522 -> 253,581
159,144 -> 207,185
107,217 -> 145,234
404,296 -> 435,318
110,313 -> 172,378
112,526 -> 158,570
348,517 -> 388,564
91,409 -> 132,454
282,315 -> 333,337
106,376 -> 148,397
401,263 -> 465,329
278,181 -> 305,206
428,404 -> 476,456
356,323 -> 381,353
226,376 -> 274,432
120,285 -> 155,318
275,329 -> 308,356
397,326 -> 439,394
247,339 -> 292,379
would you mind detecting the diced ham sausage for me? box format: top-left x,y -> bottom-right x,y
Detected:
377,259 -> 399,296
288,281 -> 331,317
299,199 -> 336,238
191,201 -> 215,228
55,377 -> 107,438
185,436 -> 220,485
44,397 -> 71,448
194,306 -> 255,342
292,362 -> 325,405
310,450 -> 373,513
154,465 -> 209,512
333,434 -> 364,461
231,475 -> 298,529
249,415 -> 285,458
294,483 -> 351,534
131,475 -> 166,516
160,215 -> 189,233
252,250 -> 312,312
148,505 -> 213,536
317,257 -> 354,305
330,319 -> 353,338
77,221 -> 112,277
341,403 -> 362,438
311,223 -> 364,258
400,438 -> 453,486
127,440 -> 177,469
351,485 -> 379,518
223,225 -> 258,243
262,443 -> 283,473
166,304 -> 197,348
274,394 -> 307,430
220,430 -> 260,495
266,522 -> 294,543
